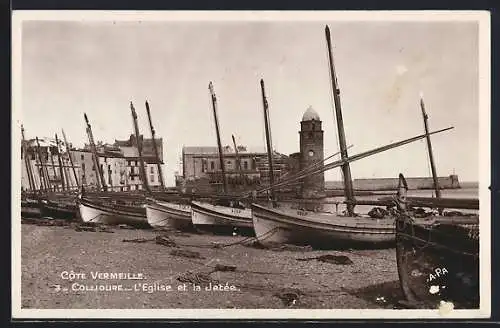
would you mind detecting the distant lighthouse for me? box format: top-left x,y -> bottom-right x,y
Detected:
299,106 -> 325,198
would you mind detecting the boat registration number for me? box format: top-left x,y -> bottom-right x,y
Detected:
297,210 -> 308,216
231,208 -> 242,214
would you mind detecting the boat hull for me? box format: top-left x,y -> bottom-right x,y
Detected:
395,214 -> 479,309
191,201 -> 254,236
21,200 -> 41,218
78,197 -> 148,227
146,200 -> 193,231
40,201 -> 78,220
251,203 -> 395,249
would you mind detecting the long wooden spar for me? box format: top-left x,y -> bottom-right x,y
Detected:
130,101 -> 151,194
420,96 -> 442,199
145,100 -> 165,190
54,133 -> 66,191
35,137 -> 51,192
62,129 -> 80,189
260,79 -> 276,202
249,127 -> 454,196
209,81 -> 228,194
84,113 -> 106,192
21,125 -> 36,191
325,25 -> 356,215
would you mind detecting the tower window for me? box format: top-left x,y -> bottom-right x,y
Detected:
308,150 -> 315,157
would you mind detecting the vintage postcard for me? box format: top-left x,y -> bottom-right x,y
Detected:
11,10 -> 491,319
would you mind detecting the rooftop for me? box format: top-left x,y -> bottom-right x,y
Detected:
183,145 -> 268,155
302,106 -> 321,122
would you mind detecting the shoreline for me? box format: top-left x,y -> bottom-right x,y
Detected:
21,221 -> 403,309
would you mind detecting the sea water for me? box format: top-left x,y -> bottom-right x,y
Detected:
321,188 -> 479,215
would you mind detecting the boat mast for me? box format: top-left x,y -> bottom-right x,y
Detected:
130,101 -> 151,194
35,137 -> 51,192
60,144 -> 72,191
325,25 -> 355,215
62,129 -> 80,190
48,144 -> 59,192
232,134 -> 246,186
21,125 -> 36,192
209,81 -> 228,194
54,134 -> 66,191
260,79 -> 276,201
420,96 -> 441,199
84,113 -> 106,192
145,100 -> 165,191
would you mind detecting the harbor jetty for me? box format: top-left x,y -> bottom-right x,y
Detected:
325,175 -> 461,192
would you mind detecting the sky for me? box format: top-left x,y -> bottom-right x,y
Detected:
18,16 -> 481,186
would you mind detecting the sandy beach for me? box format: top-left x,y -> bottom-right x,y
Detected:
21,219 -> 404,309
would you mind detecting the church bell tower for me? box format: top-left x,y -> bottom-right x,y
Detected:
299,106 -> 325,198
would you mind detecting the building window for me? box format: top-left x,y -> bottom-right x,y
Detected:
81,154 -> 84,160
150,166 -> 154,174
201,159 -> 207,173
243,161 -> 248,170
150,174 -> 155,183
210,162 -> 215,170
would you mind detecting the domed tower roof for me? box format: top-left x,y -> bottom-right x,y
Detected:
302,106 -> 320,121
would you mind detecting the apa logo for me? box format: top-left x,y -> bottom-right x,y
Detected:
427,267 -> 448,282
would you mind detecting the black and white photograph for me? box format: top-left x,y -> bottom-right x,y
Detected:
11,10 -> 490,319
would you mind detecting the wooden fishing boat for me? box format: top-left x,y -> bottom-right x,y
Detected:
394,175 -> 479,309
145,198 -> 193,231
77,193 -> 148,227
252,203 -> 395,248
186,82 -> 257,236
248,26 -> 455,249
191,200 -> 254,235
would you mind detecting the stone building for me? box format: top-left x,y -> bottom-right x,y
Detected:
177,145 -> 289,194
21,137 -> 80,192
21,134 -> 165,192
114,134 -> 164,191
298,106 -> 325,198
176,106 -> 326,197
71,144 -> 128,192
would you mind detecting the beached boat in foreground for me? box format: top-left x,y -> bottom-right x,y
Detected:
191,200 -> 254,235
249,27 -> 453,249
251,203 -> 395,248
394,175 -> 479,309
146,198 -> 193,231
78,193 -> 148,227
